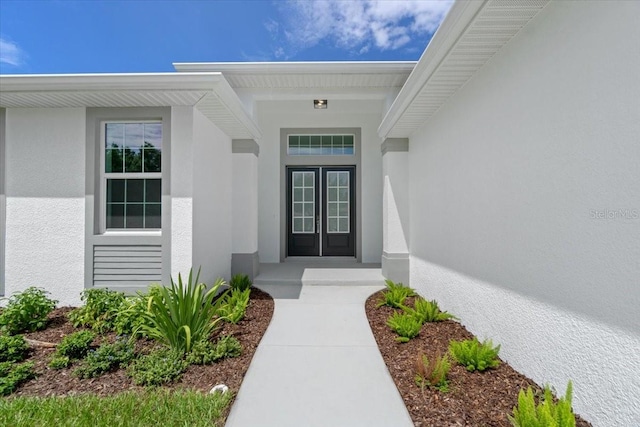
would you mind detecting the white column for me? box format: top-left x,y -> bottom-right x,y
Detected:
231,139 -> 260,279
382,138 -> 410,285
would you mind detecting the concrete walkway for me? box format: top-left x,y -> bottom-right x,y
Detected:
225,278 -> 414,427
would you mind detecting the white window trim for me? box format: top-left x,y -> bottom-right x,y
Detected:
99,120 -> 163,234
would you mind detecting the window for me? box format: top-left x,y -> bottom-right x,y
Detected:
288,134 -> 354,155
103,122 -> 162,230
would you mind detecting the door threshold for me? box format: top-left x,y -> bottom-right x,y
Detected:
285,257 -> 357,263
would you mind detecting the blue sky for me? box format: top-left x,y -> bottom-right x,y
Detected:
0,0 -> 452,74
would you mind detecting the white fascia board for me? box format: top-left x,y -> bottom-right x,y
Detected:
0,72 -> 224,92
377,0 -> 487,139
174,61 -> 416,75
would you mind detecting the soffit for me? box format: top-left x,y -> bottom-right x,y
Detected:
0,73 -> 261,139
379,0 -> 550,139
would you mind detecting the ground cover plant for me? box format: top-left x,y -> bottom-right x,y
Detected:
377,279 -> 416,308
2,275 -> 274,426
0,287 -> 57,335
365,289 -> 591,426
217,289 -> 251,324
0,334 -> 29,362
449,337 -> 501,372
509,382 -> 576,427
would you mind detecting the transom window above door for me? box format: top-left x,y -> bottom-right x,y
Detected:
288,135 -> 354,156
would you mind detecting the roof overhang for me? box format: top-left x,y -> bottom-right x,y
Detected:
378,0 -> 550,139
0,72 -> 262,140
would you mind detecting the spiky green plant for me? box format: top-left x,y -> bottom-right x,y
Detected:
386,311 -> 422,343
377,279 -> 416,308
140,268 -> 228,354
449,338 -> 500,372
229,274 -> 252,292
403,298 -> 457,323
217,289 -> 250,324
508,381 -> 576,427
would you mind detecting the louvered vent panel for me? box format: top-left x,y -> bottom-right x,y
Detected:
93,245 -> 162,288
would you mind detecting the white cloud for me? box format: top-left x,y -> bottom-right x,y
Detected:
0,37 -> 26,67
275,0 -> 453,56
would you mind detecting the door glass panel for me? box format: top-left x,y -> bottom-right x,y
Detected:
326,171 -> 350,233
292,171 -> 315,234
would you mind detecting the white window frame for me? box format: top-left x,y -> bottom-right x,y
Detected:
287,134 -> 356,156
100,120 -> 162,234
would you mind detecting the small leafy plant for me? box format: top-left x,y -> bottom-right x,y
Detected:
404,298 -> 457,323
449,338 -> 500,372
186,335 -> 242,365
55,330 -> 95,360
0,361 -> 35,396
509,381 -> 576,427
113,285 -> 162,337
415,351 -> 451,392
229,274 -> 252,292
0,287 -> 57,335
48,356 -> 71,370
386,312 -> 422,343
127,348 -> 188,386
377,280 -> 416,308
0,335 -> 29,362
68,288 -> 126,333
74,337 -> 135,379
141,268 -> 228,354
217,289 -> 250,324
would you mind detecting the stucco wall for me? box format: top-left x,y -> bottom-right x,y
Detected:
407,2 -> 640,425
192,108 -> 232,283
232,152 -> 258,254
4,108 -> 86,306
256,100 -> 384,263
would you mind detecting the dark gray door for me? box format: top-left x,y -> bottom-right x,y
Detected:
287,167 -> 320,256
322,167 -> 355,257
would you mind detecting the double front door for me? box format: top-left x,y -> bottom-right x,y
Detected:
287,166 -> 355,257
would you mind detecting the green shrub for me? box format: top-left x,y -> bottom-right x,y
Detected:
127,348 -> 188,386
415,352 -> 451,392
449,338 -> 500,372
140,268 -> 228,354
229,274 -> 252,292
186,335 -> 242,365
48,355 -> 71,370
55,330 -> 95,360
404,298 -> 457,323
113,285 -> 162,337
0,334 -> 29,362
217,289 -> 250,324
68,288 -> 126,333
0,361 -> 35,396
509,381 -> 576,427
386,312 -> 422,343
74,338 -> 135,379
0,287 -> 57,335
377,279 -> 416,308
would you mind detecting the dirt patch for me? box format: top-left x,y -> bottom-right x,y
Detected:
365,291 -> 592,427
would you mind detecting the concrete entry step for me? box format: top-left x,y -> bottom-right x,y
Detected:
252,262 -> 387,299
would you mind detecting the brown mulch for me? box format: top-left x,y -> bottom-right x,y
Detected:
12,287 -> 274,403
365,291 -> 592,427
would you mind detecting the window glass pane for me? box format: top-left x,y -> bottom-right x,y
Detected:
293,173 -> 303,187
126,180 -> 144,202
310,136 -> 320,147
145,204 -> 161,228
328,172 -> 337,186
126,204 -> 144,228
343,146 -> 354,155
107,179 -> 125,203
293,188 -> 302,201
304,188 -> 314,202
106,123 -> 124,149
304,218 -> 314,232
144,123 -> 162,149
287,135 -> 354,156
339,202 -> 348,216
293,203 -> 303,216
105,149 -> 123,173
328,188 -> 337,202
338,172 -> 348,186
289,136 -> 299,147
328,218 -> 338,232
339,218 -> 348,232
124,123 -> 144,149
143,148 -> 161,173
299,135 -> 310,147
304,202 -> 314,216
328,202 -> 337,216
339,188 -> 349,202
293,218 -> 303,233
145,179 -> 161,203
303,172 -> 313,187
106,204 -> 124,228
124,148 -> 143,172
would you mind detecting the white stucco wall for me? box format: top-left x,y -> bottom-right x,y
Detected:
382,151 -> 409,255
192,108 -> 232,283
256,99 -> 384,263
4,108 -> 86,306
407,2 -> 640,426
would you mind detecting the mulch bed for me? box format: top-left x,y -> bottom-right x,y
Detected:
12,287 -> 274,403
365,291 -> 592,427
